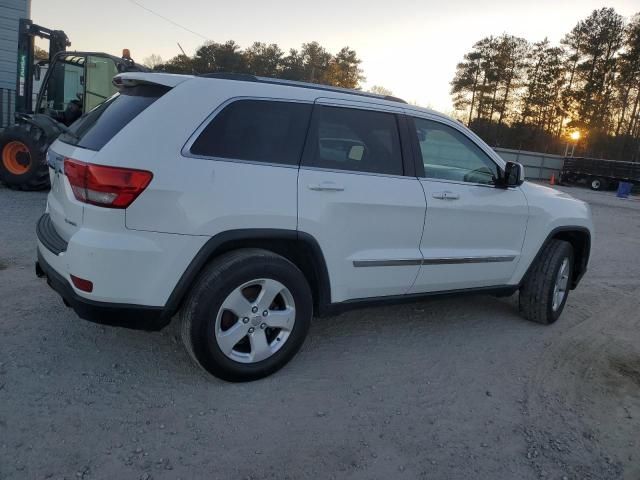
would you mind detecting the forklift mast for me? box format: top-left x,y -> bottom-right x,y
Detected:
15,18 -> 71,114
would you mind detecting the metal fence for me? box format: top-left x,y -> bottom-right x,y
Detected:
0,87 -> 15,130
494,147 -> 564,181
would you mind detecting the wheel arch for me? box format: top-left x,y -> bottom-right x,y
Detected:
523,226 -> 591,289
164,229 -> 331,318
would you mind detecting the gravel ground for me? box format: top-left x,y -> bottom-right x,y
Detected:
0,183 -> 639,480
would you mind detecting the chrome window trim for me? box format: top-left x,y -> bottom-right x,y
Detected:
419,177 -> 503,190
300,165 -> 416,181
353,255 -> 516,267
314,97 -> 405,114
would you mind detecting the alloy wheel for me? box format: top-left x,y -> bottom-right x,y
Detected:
214,278 -> 296,363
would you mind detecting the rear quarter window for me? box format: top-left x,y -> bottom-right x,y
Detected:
189,100 -> 312,166
59,84 -> 170,151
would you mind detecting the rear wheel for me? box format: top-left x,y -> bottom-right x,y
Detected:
180,249 -> 313,382
519,239 -> 573,325
0,124 -> 50,190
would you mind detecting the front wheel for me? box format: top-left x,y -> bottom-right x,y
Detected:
519,239 -> 574,325
180,249 -> 313,382
590,178 -> 603,191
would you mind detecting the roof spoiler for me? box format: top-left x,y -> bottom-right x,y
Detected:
113,72 -> 192,90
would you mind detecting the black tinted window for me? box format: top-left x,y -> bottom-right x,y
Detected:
59,85 -> 169,151
303,106 -> 403,176
190,100 -> 312,166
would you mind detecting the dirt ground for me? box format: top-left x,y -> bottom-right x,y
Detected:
0,183 -> 639,480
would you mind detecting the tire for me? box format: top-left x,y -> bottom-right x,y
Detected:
0,123 -> 50,191
519,239 -> 573,325
180,248 -> 313,382
590,178 -> 602,191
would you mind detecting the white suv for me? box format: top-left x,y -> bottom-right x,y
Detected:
36,72 -> 593,381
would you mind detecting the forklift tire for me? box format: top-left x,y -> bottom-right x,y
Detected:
0,124 -> 50,191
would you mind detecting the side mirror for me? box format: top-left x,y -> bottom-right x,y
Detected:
502,161 -> 525,187
34,64 -> 41,81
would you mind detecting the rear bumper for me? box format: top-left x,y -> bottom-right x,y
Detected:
36,249 -> 169,331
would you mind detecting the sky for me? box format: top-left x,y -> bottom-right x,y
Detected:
32,0 -> 639,113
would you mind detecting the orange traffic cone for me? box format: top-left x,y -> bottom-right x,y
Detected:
549,174 -> 556,185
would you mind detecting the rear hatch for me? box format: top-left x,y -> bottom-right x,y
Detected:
46,79 -> 175,242
46,145 -> 95,242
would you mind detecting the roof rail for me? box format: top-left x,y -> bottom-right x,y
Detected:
199,72 -> 259,82
197,72 -> 407,104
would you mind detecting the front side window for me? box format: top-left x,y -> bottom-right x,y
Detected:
303,106 -> 403,176
413,118 -> 498,185
190,100 -> 312,166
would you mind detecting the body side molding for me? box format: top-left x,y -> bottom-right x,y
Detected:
353,255 -> 516,267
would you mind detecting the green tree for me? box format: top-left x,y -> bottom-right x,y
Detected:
615,14 -> 640,136
557,24 -> 587,138
143,54 -> 163,69
494,35 -> 529,131
450,42 -> 484,123
34,46 -> 48,61
572,8 -> 625,131
614,13 -> 640,157
450,8 -> 640,159
281,49 -> 305,80
154,40 -> 364,90
368,85 -> 393,96
194,40 -> 247,73
156,54 -> 195,74
300,41 -> 332,83
244,42 -> 283,77
520,39 -> 566,134
324,47 -> 363,88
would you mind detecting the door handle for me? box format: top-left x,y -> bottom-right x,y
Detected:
308,182 -> 345,192
432,191 -> 459,200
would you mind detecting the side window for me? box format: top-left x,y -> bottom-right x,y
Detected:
39,58 -> 84,112
190,100 -> 312,166
413,118 -> 498,185
303,105 -> 403,176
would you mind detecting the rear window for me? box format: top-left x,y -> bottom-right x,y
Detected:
59,84 -> 170,151
190,100 -> 312,166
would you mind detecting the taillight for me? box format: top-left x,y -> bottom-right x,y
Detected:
64,158 -> 152,209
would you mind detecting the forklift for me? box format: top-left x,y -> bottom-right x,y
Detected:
0,19 -> 147,190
